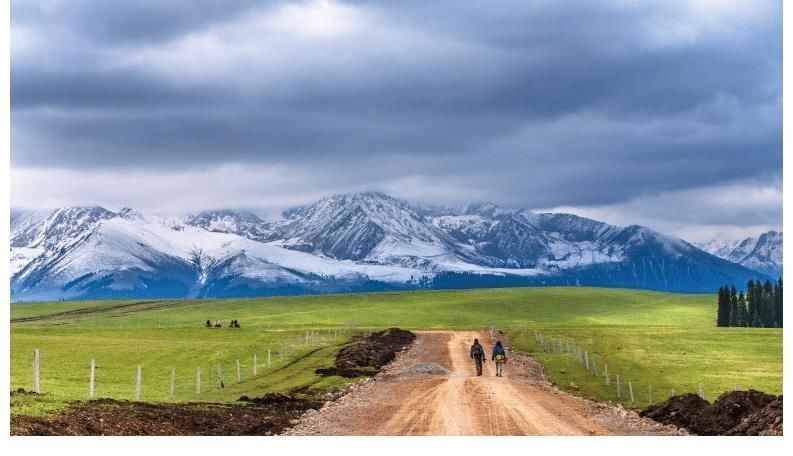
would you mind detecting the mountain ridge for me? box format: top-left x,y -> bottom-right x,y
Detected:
10,192 -> 774,301
698,230 -> 782,279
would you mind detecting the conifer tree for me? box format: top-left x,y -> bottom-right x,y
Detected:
716,285 -> 730,327
747,280 -> 757,327
761,280 -> 775,327
737,292 -> 748,327
774,278 -> 783,328
752,308 -> 763,328
729,290 -> 740,326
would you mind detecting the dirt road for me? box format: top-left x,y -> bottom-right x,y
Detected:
288,331 -> 681,436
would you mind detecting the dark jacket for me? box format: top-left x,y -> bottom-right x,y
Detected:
470,343 -> 485,360
492,344 -> 506,361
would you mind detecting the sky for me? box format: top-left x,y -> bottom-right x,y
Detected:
10,0 -> 782,242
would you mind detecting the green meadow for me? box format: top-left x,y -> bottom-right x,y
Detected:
10,287 -> 782,416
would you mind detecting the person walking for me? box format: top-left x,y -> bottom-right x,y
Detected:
470,338 -> 486,376
492,341 -> 507,377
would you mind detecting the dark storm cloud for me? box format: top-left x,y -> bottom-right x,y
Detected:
10,0 -> 782,213
12,0 -> 266,45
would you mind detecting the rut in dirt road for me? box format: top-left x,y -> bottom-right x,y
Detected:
287,331 -> 682,436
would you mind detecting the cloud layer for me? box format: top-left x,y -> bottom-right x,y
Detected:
11,0 -> 782,241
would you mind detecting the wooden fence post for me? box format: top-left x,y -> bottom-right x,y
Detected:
169,367 -> 176,400
698,383 -> 704,400
33,349 -> 40,394
584,351 -> 590,370
305,331 -> 310,345
217,364 -> 224,389
734,384 -> 739,391
616,375 -> 621,399
89,359 -> 95,398
628,382 -> 635,407
671,388 -> 676,397
253,354 -> 258,376
236,360 -> 241,383
135,366 -> 142,401
648,384 -> 653,405
592,359 -> 598,376
195,367 -> 201,395
604,364 -> 609,386
267,348 -> 271,368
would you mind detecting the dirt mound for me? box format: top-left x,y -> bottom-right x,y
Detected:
694,390 -> 777,435
317,328 -> 416,378
640,393 -> 709,431
726,395 -> 783,436
11,396 -> 320,436
641,390 -> 782,435
238,393 -> 323,412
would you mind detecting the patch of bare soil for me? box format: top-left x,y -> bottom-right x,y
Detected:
11,300 -> 179,324
11,394 -> 323,436
316,327 -> 416,378
641,390 -> 782,435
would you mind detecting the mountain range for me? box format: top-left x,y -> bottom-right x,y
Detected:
9,192 -> 778,301
697,230 -> 782,279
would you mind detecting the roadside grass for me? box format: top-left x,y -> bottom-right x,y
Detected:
10,287 -> 782,415
506,326 -> 782,409
10,327 -> 354,417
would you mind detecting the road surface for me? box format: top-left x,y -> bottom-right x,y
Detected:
288,331 -> 677,436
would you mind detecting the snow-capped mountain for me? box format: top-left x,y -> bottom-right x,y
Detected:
698,231 -> 782,279
11,192 -> 770,301
182,210 -> 277,242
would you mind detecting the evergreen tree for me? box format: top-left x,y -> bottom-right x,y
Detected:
716,285 -> 730,327
752,308 -> 763,328
746,280 -> 756,326
737,292 -> 748,327
761,280 -> 775,328
775,277 -> 785,328
729,290 -> 740,326
774,278 -> 783,328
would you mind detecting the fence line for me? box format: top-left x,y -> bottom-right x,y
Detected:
24,324 -> 363,401
531,329 -> 714,409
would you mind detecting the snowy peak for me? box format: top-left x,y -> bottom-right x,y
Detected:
277,191 -> 457,262
699,231 -> 782,278
183,209 -> 275,242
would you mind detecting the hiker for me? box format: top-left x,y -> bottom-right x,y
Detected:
205,319 -> 212,328
492,341 -> 507,377
470,338 -> 486,376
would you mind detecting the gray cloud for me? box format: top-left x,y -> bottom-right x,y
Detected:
10,0 -> 782,239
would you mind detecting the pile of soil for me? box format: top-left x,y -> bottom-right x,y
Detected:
238,392 -> 323,412
639,393 -> 710,431
726,395 -> 783,436
640,390 -> 782,435
11,394 -> 322,436
316,328 -> 416,378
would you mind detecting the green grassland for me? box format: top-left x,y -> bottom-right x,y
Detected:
10,287 -> 782,416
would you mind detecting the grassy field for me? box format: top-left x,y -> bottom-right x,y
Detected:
10,287 -> 783,416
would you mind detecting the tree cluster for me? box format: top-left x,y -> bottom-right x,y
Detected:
717,278 -> 782,328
